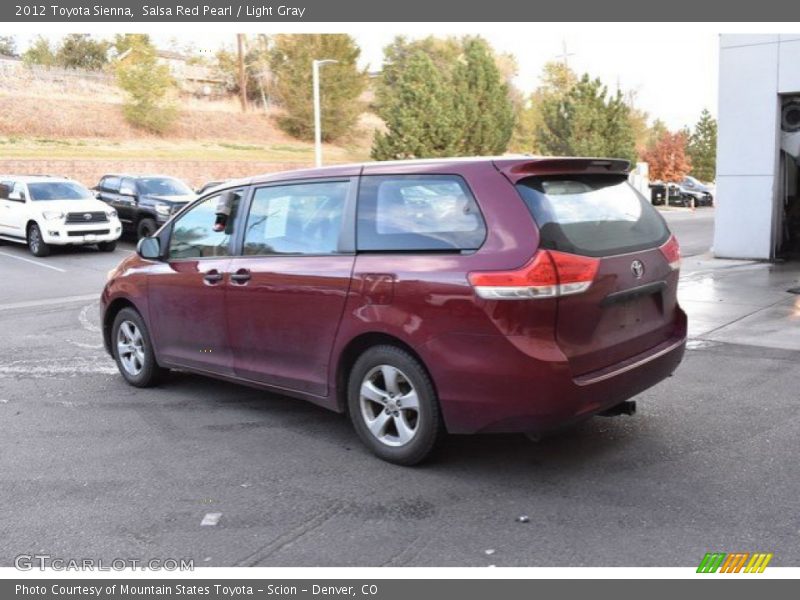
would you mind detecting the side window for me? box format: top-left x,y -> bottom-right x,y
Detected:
10,183 -> 27,202
119,178 -> 137,196
243,181 -> 349,256
357,175 -> 486,252
168,191 -> 242,259
104,176 -> 121,193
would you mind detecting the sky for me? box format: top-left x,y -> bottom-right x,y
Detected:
14,27 -> 719,131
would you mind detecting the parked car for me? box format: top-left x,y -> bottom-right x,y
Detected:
101,157 -> 687,465
94,174 -> 197,239
677,176 -> 714,206
0,175 -> 121,256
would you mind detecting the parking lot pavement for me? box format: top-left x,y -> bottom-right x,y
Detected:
0,239 -> 137,305
660,208 -> 714,258
1,218 -> 799,568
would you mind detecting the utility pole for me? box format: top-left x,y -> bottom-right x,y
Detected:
237,33 -> 248,113
313,58 -> 338,168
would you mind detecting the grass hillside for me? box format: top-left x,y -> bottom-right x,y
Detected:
0,84 -> 376,166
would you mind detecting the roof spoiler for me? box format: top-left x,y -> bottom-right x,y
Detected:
494,158 -> 631,182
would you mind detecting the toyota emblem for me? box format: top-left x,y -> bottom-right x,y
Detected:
631,260 -> 645,279
83,213 -> 92,221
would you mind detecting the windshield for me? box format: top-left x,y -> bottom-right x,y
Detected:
516,175 -> 670,257
28,182 -> 93,201
137,178 -> 193,197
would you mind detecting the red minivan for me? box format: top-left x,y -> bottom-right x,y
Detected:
101,157 -> 686,465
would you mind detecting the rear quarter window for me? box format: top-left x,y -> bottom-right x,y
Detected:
516,175 -> 669,257
357,174 -> 486,252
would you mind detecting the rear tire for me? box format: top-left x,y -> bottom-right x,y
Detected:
347,345 -> 443,465
137,218 -> 157,240
97,241 -> 117,252
27,223 -> 50,257
111,307 -> 166,387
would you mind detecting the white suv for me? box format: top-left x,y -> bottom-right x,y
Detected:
0,176 -> 122,257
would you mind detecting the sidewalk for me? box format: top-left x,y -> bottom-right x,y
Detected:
679,254 -> 800,351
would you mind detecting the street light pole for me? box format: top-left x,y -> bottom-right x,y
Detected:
313,59 -> 338,168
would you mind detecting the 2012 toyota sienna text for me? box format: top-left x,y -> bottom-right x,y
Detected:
101,157 -> 687,465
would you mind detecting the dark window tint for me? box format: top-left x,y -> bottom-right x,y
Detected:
102,176 -> 121,193
244,181 -> 348,256
516,175 -> 670,257
28,181 -> 93,201
169,191 -> 242,259
138,177 -> 193,196
357,175 -> 486,252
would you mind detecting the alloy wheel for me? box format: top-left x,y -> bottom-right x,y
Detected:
359,365 -> 420,447
116,320 -> 145,376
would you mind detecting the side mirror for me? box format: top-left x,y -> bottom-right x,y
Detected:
137,236 -> 162,260
120,184 -> 137,197
8,191 -> 25,202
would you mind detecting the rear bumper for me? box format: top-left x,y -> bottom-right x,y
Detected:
425,309 -> 687,434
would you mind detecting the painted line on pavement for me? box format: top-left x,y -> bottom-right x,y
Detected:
0,250 -> 67,272
0,293 -> 98,312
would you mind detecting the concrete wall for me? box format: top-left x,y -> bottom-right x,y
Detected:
715,35 -> 800,259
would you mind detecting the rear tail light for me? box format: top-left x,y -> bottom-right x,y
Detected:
468,250 -> 600,300
659,234 -> 681,271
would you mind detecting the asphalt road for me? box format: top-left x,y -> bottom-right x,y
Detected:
2,209 -> 798,568
662,208 -> 715,258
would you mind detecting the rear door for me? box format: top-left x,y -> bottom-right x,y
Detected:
515,174 -> 681,376
225,178 -> 357,396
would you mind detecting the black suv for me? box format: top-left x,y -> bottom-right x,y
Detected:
94,175 -> 197,239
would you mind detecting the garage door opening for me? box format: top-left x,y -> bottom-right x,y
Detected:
779,96 -> 800,258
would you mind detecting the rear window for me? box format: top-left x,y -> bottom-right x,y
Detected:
357,175 -> 486,252
516,175 -> 669,257
138,177 -> 193,196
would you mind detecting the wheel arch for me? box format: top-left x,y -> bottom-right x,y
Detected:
334,332 -> 438,415
102,297 -> 139,357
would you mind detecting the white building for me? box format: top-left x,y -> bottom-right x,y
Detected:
716,34 -> 800,260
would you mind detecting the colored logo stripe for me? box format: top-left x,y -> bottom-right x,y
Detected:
697,552 -> 773,573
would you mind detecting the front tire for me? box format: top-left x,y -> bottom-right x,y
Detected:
137,218 -> 157,240
27,223 -> 51,257
111,307 -> 166,387
97,241 -> 117,252
347,345 -> 443,465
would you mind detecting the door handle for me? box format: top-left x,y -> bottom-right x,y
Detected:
230,269 -> 251,284
203,270 -> 224,285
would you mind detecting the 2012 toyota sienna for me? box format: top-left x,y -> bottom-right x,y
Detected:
101,157 -> 687,465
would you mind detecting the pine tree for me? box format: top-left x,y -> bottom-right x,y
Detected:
371,51 -> 461,160
534,69 -> 637,163
269,34 -> 366,142
687,108 -> 717,182
373,35 -> 516,158
452,37 -> 515,155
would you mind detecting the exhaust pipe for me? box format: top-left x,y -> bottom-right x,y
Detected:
599,400 -> 637,417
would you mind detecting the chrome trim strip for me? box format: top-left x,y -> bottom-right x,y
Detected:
574,337 -> 685,386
